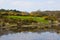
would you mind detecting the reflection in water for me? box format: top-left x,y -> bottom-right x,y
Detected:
0,32 -> 60,40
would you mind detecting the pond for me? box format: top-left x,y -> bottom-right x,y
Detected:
0,31 -> 60,40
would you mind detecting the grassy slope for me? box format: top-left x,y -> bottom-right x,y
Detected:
6,16 -> 49,24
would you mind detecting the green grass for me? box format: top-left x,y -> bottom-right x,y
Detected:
6,16 -> 49,24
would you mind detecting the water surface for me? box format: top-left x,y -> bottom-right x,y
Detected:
0,31 -> 60,40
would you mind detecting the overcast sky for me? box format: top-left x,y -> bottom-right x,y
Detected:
0,0 -> 60,12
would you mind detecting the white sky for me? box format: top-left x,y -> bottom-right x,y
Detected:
0,0 -> 60,12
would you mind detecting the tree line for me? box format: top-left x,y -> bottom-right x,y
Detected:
0,9 -> 60,18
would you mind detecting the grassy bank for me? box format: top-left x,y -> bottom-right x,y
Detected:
6,16 -> 49,24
